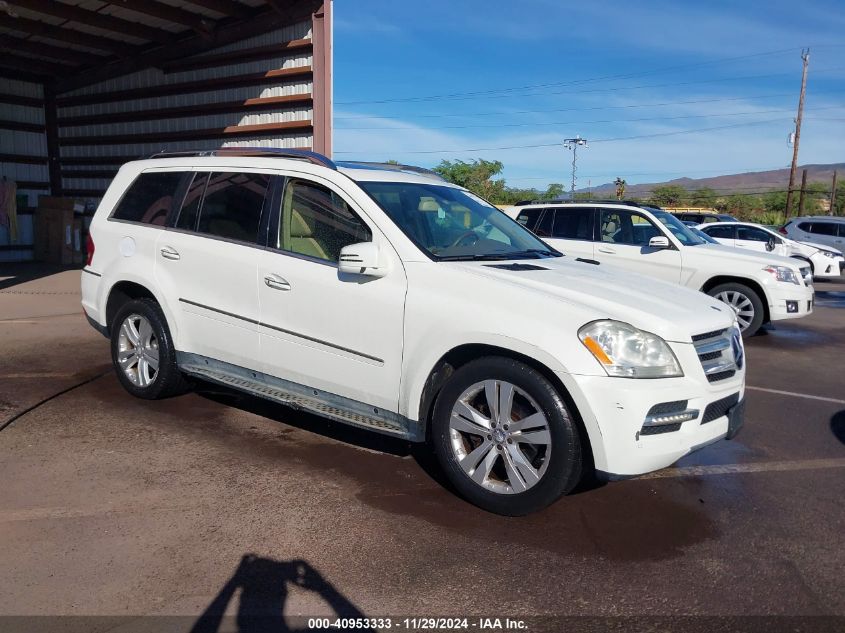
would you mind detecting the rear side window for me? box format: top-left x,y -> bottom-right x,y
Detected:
737,226 -> 770,242
704,225 -> 735,239
515,208 -> 542,230
196,172 -> 270,243
552,208 -> 593,240
111,171 -> 184,225
808,222 -> 838,236
534,210 -> 554,237
176,173 -> 208,231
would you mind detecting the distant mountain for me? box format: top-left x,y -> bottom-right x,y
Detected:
586,162 -> 844,198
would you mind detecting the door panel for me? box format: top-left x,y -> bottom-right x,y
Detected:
258,177 -> 407,412
594,209 -> 682,283
154,171 -> 270,370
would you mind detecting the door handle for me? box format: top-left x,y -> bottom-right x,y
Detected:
597,246 -> 616,254
160,247 -> 180,260
264,274 -> 291,291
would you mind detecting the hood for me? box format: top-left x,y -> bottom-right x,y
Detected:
448,257 -> 735,343
797,240 -> 844,257
693,243 -> 808,270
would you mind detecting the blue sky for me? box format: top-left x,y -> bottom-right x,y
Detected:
332,0 -> 845,191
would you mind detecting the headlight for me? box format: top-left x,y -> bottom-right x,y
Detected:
822,251 -> 836,259
762,264 -> 800,285
578,320 -> 683,378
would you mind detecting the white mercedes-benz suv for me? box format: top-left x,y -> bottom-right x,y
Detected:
510,201 -> 814,337
82,149 -> 746,515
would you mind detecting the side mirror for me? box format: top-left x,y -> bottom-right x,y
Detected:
648,236 -> 670,249
766,238 -> 776,252
338,242 -> 388,278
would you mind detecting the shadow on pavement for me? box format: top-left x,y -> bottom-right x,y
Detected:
830,410 -> 845,444
0,262 -> 80,291
191,555 -> 373,633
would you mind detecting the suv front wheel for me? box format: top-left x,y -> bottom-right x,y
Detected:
431,357 -> 583,516
706,282 -> 765,337
110,298 -> 187,399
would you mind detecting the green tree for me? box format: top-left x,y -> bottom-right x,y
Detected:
433,159 -> 507,202
690,187 -> 717,207
649,185 -> 688,207
543,183 -> 565,200
762,191 -> 788,215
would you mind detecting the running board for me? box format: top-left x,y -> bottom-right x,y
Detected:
177,353 -> 417,440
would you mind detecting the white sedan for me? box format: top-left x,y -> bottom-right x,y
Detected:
697,221 -> 844,280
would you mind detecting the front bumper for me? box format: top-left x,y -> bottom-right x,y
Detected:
767,282 -> 814,321
560,363 -> 746,478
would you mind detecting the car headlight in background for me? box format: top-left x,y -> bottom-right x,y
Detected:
762,264 -> 801,285
821,251 -> 836,259
578,320 -> 683,378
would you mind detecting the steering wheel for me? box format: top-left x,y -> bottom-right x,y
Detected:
450,231 -> 480,248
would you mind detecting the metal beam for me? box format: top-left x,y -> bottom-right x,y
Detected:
0,52 -> 67,76
183,0 -> 252,20
0,35 -> 106,67
8,0 -> 173,43
55,8 -> 315,93
44,82 -> 62,196
0,14 -> 130,54
160,38 -> 312,73
104,0 -> 214,36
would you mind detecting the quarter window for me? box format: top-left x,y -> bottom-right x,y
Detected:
196,172 -> 269,243
515,208 -> 542,231
278,180 -> 371,262
111,171 -> 184,225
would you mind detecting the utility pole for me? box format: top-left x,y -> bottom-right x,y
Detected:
785,48 -> 810,217
830,170 -> 838,215
563,136 -> 588,199
798,168 -> 808,215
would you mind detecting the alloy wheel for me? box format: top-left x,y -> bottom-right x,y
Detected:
116,314 -> 160,387
448,380 -> 552,494
715,290 -> 755,331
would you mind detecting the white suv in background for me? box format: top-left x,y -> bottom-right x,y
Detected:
781,216 -> 845,253
697,221 -> 844,280
511,201 -> 814,337
82,150 -> 746,516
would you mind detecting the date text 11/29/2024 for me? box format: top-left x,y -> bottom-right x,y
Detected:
306,617 -> 528,630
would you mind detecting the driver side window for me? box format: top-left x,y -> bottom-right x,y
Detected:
737,227 -> 771,242
600,210 -> 660,246
277,180 -> 371,263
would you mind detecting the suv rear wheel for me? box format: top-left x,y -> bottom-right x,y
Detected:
110,298 -> 187,399
431,357 -> 583,516
707,282 -> 764,337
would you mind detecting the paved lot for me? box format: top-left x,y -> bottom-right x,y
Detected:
1,264 -> 844,628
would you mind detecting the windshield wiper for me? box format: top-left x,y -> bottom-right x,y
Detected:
437,253 -> 523,261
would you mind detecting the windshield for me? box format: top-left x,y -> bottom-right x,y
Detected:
651,210 -> 706,246
358,181 -> 561,260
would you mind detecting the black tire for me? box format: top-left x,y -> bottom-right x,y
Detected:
430,357 -> 583,516
110,298 -> 188,399
706,282 -> 765,338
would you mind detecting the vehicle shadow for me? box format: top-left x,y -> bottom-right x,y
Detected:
190,555 -> 374,633
830,410 -> 845,444
0,262 -> 79,291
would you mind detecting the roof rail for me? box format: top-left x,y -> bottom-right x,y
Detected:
144,147 -> 337,170
514,198 -> 662,210
335,160 -> 446,181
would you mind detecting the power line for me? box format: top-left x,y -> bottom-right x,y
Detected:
335,117 -> 791,155
336,106 -> 845,131
335,47 -> 800,105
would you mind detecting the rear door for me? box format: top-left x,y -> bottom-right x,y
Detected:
154,170 -> 271,370
700,223 -> 736,246
594,208 -> 682,283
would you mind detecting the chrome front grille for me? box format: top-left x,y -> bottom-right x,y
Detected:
693,327 -> 743,383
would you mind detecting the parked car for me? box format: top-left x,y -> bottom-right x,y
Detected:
780,216 -> 845,253
82,149 -> 746,516
697,221 -> 844,280
511,200 -> 813,337
672,211 -> 737,224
